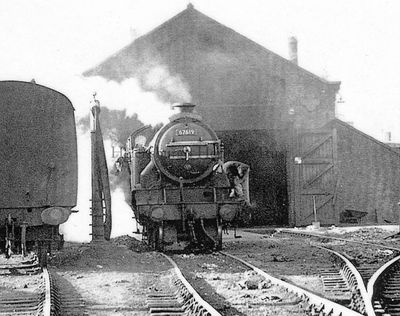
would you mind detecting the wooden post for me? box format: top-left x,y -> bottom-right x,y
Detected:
90,93 -> 112,241
312,195 -> 320,229
21,222 -> 27,257
286,119 -> 296,227
90,96 -> 105,241
312,195 -> 317,222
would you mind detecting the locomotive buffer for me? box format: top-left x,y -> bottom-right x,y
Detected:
90,93 -> 112,241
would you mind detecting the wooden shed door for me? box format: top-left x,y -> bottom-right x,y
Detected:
294,129 -> 338,225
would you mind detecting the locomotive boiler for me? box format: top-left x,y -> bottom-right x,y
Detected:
0,81 -> 77,264
120,103 -> 248,251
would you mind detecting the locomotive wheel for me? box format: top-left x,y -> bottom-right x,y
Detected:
38,243 -> 48,267
199,219 -> 220,250
146,226 -> 156,249
155,224 -> 164,252
216,223 -> 223,250
5,241 -> 12,259
145,224 -> 164,251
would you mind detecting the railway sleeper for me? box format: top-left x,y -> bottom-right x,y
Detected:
322,280 -> 347,284
0,314 -> 40,316
150,307 -> 186,313
383,282 -> 400,286
147,301 -> 183,308
149,313 -> 186,316
0,307 -> 40,313
382,291 -> 400,296
0,302 -> 39,308
147,289 -> 185,315
0,296 -> 40,303
148,293 -> 179,298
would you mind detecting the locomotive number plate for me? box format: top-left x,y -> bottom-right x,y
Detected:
176,129 -> 196,136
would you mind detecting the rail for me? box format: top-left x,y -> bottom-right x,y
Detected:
42,267 -> 52,316
162,253 -> 222,316
367,254 -> 400,298
367,255 -> 400,315
316,246 -> 376,316
0,263 -> 56,316
220,251 -> 363,316
277,228 -> 400,252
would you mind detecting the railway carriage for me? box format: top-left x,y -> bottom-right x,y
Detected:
0,81 -> 77,263
120,103 -> 248,251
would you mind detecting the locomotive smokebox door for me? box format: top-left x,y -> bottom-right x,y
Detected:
153,103 -> 221,184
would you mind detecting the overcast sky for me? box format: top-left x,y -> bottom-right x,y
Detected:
1,0 -> 399,139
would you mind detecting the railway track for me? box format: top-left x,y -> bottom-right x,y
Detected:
277,228 -> 400,253
220,251 -> 365,316
0,257 -> 51,315
276,227 -> 400,316
0,256 -> 86,315
278,229 -> 400,283
145,253 -> 220,316
368,255 -> 400,316
165,250 -> 367,315
225,231 -> 369,311
50,271 -> 87,315
315,245 -> 375,315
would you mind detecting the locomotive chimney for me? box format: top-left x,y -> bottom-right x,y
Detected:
173,103 -> 196,113
288,36 -> 298,65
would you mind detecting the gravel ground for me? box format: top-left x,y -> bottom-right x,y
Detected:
244,226 -> 400,285
49,237 -> 172,316
317,240 -> 399,266
223,232 -> 334,298
2,227 -> 395,316
0,273 -> 42,296
0,254 -> 43,299
323,227 -> 400,249
272,227 -> 400,267
173,253 -> 307,316
247,226 -> 400,268
278,226 -> 400,246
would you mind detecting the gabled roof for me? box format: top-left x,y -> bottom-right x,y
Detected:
328,119 -> 400,157
84,4 -> 339,87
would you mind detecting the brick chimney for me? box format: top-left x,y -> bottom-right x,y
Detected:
288,36 -> 298,65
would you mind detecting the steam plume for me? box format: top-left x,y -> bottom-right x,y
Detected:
55,65 -> 191,242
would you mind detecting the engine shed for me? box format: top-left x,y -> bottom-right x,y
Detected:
84,4 -> 400,227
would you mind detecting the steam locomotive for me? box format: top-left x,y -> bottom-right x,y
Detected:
0,81 -> 77,264
120,103 -> 248,251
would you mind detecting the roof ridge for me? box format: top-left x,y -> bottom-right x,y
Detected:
83,7 -> 191,77
332,118 -> 400,156
190,7 -> 339,85
84,4 -> 340,86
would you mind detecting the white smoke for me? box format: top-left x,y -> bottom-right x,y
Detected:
141,64 -> 192,103
60,128 -> 91,242
56,67 -> 191,242
60,130 -> 137,242
55,75 -> 178,126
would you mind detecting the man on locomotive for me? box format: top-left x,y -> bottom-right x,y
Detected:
226,162 -> 249,200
